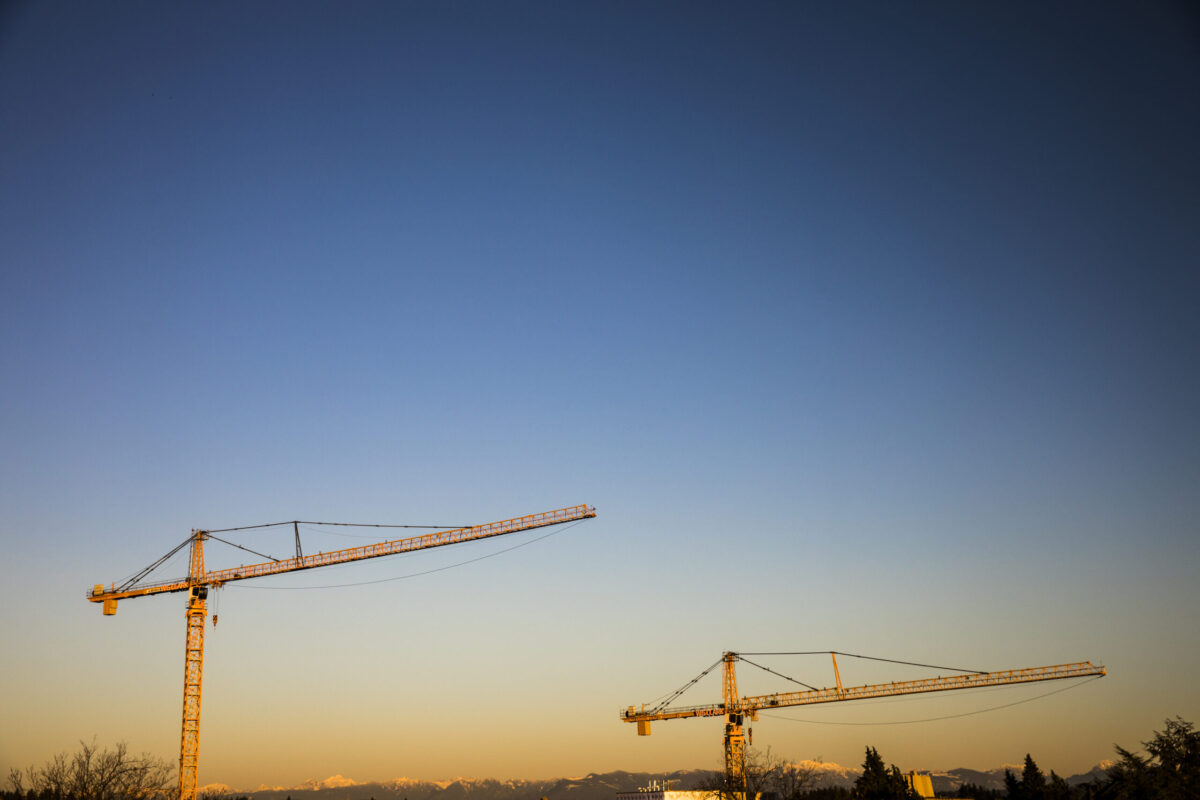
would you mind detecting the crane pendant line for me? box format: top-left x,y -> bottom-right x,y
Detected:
622,650 -> 1106,800
86,504 -> 597,800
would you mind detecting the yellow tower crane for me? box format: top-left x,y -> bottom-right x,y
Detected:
622,650 -> 1105,797
88,504 -> 597,800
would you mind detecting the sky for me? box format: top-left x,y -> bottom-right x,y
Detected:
1,0 -> 1198,791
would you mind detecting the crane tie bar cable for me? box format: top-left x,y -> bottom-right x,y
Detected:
648,657 -> 725,715
204,533 -> 281,563
116,535 -> 194,592
739,651 -> 987,675
203,520 -> 469,533
737,656 -> 821,692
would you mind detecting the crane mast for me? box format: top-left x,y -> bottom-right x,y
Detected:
623,651 -> 1105,799
88,504 -> 596,800
722,653 -> 745,792
180,535 -> 207,800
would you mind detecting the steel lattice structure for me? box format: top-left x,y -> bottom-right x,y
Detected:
622,651 -> 1105,798
89,504 -> 597,800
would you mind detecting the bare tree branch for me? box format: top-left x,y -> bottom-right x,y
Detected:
7,740 -> 172,800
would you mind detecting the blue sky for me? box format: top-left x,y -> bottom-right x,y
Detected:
1,1 -> 1198,789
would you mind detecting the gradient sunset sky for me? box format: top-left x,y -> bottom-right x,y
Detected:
1,1 -> 1197,791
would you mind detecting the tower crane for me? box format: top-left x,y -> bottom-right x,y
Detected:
622,651 -> 1105,797
87,504 -> 597,800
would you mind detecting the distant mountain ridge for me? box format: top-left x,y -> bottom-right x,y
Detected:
204,762 -> 1112,800
205,770 -> 712,800
925,763 -> 1114,793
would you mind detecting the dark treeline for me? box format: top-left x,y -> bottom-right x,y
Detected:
790,717 -> 1196,800
4,719 -> 1194,800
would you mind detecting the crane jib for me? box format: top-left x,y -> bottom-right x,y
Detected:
88,504 -> 596,602
620,660 -> 1106,722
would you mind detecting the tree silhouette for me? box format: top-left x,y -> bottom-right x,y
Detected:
700,747 -> 817,800
1004,770 -> 1021,800
1022,755 -> 1047,799
1047,772 -> 1069,800
1104,717 -> 1198,800
6,740 -> 171,800
853,747 -> 916,800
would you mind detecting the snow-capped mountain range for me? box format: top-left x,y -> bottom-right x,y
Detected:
197,761 -> 1113,800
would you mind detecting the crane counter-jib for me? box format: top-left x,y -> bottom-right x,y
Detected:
622,704 -> 727,722
87,504 -> 596,605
